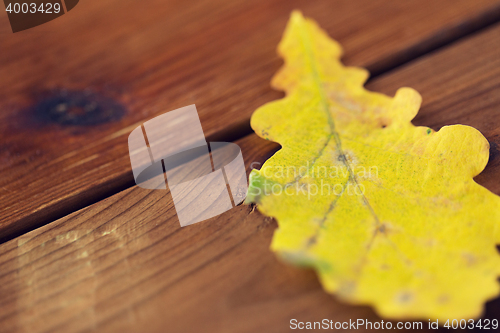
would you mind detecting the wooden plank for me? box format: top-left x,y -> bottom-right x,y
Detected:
2,0 -> 500,240
2,22 -> 500,332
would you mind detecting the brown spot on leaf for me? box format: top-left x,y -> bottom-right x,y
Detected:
438,295 -> 450,304
462,253 -> 476,266
396,291 -> 413,303
378,118 -> 391,128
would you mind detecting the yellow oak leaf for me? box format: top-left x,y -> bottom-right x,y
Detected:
246,11 -> 500,320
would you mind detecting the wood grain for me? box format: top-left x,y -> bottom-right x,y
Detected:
1,21 -> 500,332
1,0 -> 500,240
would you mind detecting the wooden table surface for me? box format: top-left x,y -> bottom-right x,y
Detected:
1,1 -> 500,332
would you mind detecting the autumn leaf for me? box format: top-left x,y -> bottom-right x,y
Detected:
246,11 -> 500,320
